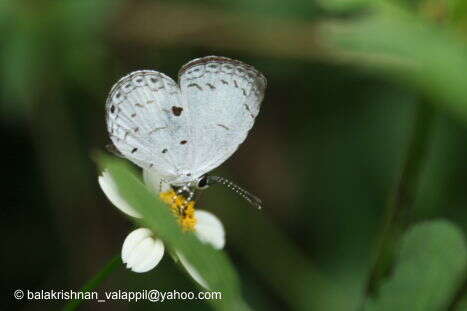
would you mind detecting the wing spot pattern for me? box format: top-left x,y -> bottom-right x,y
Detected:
217,124 -> 230,130
178,56 -> 266,99
206,83 -> 216,90
180,140 -> 187,145
244,104 -> 256,118
172,106 -> 183,116
131,147 -> 138,153
187,83 -> 202,90
148,127 -> 167,134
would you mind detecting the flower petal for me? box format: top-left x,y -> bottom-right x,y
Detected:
98,170 -> 141,218
177,251 -> 209,289
194,210 -> 225,250
121,228 -> 165,273
143,169 -> 170,194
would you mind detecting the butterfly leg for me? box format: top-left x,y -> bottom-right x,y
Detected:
173,184 -> 194,215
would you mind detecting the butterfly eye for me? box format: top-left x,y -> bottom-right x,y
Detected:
196,175 -> 209,190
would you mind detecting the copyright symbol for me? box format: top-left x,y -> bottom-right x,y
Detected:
14,289 -> 24,300
148,289 -> 159,302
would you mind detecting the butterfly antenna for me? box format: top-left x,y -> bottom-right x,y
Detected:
208,176 -> 263,210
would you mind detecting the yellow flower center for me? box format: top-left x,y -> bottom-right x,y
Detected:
160,190 -> 197,231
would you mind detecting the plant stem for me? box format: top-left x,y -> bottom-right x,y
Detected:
63,255 -> 121,311
365,100 -> 436,297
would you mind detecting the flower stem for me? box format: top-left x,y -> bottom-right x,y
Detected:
63,255 -> 121,311
365,100 -> 436,297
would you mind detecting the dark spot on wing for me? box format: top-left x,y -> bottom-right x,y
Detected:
116,92 -> 121,98
131,148 -> 138,153
131,113 -> 136,118
244,104 -> 255,118
110,105 -> 115,113
242,88 -> 247,96
149,126 -> 166,134
172,106 -> 183,116
136,78 -> 143,83
187,83 -> 202,90
233,80 -> 239,88
217,124 -> 230,130
150,77 -> 157,83
206,83 -> 216,90
221,79 -> 228,85
162,148 -> 168,153
180,140 -> 187,145
133,127 -> 139,133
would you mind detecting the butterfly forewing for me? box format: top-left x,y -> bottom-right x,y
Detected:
106,70 -> 193,182
178,56 -> 266,179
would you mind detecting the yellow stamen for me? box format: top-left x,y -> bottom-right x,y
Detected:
159,190 -> 197,231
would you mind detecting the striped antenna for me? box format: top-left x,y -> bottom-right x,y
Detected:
208,176 -> 263,210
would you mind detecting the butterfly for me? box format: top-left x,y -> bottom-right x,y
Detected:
106,56 -> 266,208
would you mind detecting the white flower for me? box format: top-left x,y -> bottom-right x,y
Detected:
98,169 -> 225,287
98,171 -> 141,218
121,228 -> 164,273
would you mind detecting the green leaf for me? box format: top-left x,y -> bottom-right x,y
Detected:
98,154 -> 248,311
365,220 -> 467,311
323,2 -> 467,124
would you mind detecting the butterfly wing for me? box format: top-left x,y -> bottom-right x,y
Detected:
178,56 -> 266,179
106,70 -> 194,183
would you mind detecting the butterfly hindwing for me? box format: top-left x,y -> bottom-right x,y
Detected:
178,56 -> 266,179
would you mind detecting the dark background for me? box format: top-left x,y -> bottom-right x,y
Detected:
2,1 -> 467,310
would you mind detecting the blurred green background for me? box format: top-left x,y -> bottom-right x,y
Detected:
2,0 -> 467,310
